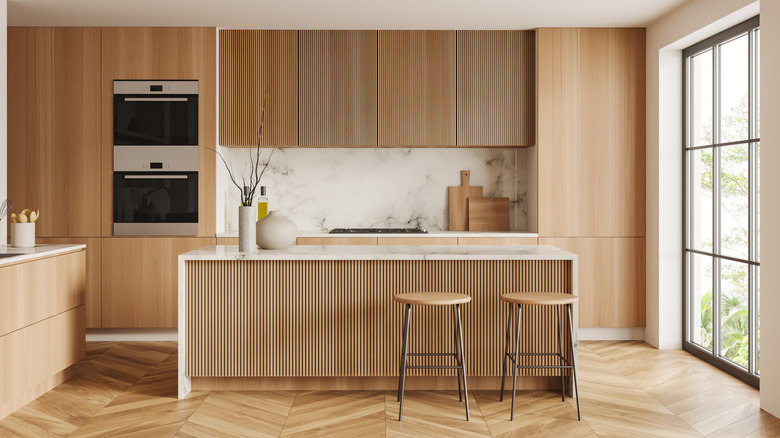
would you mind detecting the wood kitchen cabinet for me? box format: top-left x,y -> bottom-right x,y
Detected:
378,31 -> 456,146
537,28 -> 645,237
101,237 -> 215,328
7,27 -> 101,237
299,30 -> 378,146
457,31 -> 536,147
219,30 -> 298,147
100,27 -> 217,237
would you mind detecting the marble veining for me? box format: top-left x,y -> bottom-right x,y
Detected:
180,244 -> 577,261
217,147 -> 529,232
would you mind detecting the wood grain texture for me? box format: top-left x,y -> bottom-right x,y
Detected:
448,170 -> 483,231
0,306 -> 85,420
378,31 -> 456,146
36,238 -> 102,328
377,237 -> 458,245
539,237 -> 645,327
296,237 -> 378,245
219,30 -> 298,147
101,237 -> 215,328
0,249 -> 86,336
185,259 -> 573,378
457,30 -> 535,147
468,197 -> 510,232
100,27 -> 217,237
7,27 -> 52,236
299,30 -> 377,146
537,28 -> 646,237
457,237 -> 538,245
217,237 -> 239,245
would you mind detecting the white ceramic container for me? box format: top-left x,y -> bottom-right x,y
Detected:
238,205 -> 258,253
256,211 -> 297,250
11,222 -> 35,248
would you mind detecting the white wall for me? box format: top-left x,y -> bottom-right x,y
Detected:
759,0 -> 780,419
645,0 -> 757,350
1,0 -> 7,244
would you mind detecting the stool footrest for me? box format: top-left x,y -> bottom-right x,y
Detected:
405,365 -> 463,370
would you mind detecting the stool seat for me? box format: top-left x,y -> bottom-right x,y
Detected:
394,292 -> 472,306
500,292 -> 578,306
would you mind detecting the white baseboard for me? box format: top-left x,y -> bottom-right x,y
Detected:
86,329 -> 178,342
578,327 -> 645,341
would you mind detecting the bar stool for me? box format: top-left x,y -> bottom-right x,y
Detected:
499,292 -> 581,421
394,292 -> 471,422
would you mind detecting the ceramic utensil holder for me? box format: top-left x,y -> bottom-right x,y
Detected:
238,205 -> 258,253
11,222 -> 35,248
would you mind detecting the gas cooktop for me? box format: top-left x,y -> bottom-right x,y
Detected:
329,227 -> 428,234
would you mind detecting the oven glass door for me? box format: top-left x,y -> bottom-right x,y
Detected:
113,172 -> 198,224
113,94 -> 198,145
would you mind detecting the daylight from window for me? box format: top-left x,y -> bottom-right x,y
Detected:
685,18 -> 760,381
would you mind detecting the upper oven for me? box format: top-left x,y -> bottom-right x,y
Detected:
113,80 -> 199,169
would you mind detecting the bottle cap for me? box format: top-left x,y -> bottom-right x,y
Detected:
260,186 -> 267,196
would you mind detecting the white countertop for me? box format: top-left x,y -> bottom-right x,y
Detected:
216,230 -> 539,239
0,244 -> 87,267
180,244 -> 575,261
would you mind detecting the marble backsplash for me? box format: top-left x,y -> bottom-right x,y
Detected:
217,147 -> 529,232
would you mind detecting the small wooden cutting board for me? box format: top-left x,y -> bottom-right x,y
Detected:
468,197 -> 510,231
448,170 -> 483,231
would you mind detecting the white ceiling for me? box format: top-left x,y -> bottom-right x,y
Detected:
8,0 -> 690,28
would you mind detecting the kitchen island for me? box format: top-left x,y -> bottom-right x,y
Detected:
178,245 -> 578,398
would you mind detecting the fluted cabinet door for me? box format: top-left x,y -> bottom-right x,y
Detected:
299,30 -> 377,146
457,30 -> 535,147
378,31 -> 456,146
219,30 -> 298,147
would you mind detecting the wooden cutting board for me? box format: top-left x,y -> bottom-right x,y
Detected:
468,197 -> 510,231
448,170 -> 483,231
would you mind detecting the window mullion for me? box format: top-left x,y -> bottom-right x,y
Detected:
712,43 -> 722,358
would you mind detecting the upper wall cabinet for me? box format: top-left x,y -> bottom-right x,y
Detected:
378,31 -> 456,146
537,28 -> 646,237
8,27 -> 101,238
100,27 -> 217,237
219,30 -> 298,147
457,31 -> 536,147
299,30 -> 378,146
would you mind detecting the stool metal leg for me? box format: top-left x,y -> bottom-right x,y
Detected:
556,305 -> 565,402
453,305 -> 463,402
500,302 -> 512,402
398,304 -> 412,421
510,303 -> 522,421
397,303 -> 410,402
567,304 -> 582,421
455,303 -> 469,421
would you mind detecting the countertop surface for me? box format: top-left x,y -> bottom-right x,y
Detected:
0,244 -> 87,267
216,230 -> 539,238
180,244 -> 576,261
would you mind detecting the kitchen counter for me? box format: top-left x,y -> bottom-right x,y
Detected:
216,230 -> 539,239
178,244 -> 577,398
181,244 -> 571,261
0,244 -> 87,267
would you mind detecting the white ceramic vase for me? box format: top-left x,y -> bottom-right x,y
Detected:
238,205 -> 258,253
256,211 -> 297,250
11,222 -> 35,248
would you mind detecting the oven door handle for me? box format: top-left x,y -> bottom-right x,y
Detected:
123,97 -> 189,102
124,175 -> 189,180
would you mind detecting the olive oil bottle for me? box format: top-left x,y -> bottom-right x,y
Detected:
257,186 -> 269,220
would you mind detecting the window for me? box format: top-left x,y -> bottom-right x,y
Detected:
684,16 -> 760,387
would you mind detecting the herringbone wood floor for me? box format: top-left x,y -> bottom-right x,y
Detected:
0,341 -> 777,437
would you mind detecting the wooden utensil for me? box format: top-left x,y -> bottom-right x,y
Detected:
468,197 -> 510,231
448,170 -> 483,231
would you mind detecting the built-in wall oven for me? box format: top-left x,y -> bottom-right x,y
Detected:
113,80 -> 199,236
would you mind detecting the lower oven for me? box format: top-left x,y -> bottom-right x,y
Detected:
113,171 -> 198,236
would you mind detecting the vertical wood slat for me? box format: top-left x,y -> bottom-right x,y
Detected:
186,260 -> 572,378
219,30 -> 298,147
299,30 -> 378,146
457,30 -> 536,146
378,31 -> 456,146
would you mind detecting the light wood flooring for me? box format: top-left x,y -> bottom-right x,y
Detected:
0,341 -> 777,437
